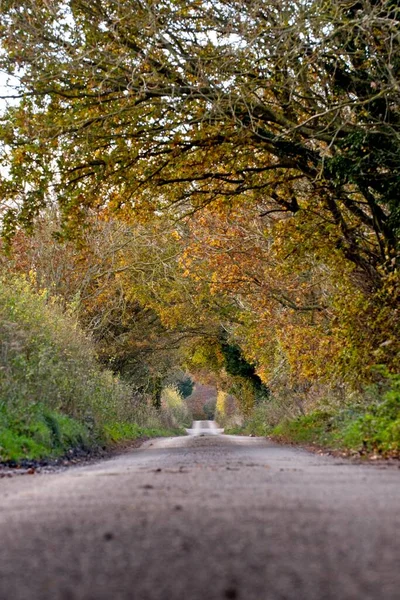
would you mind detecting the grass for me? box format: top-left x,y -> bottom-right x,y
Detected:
271,385 -> 400,457
224,415 -> 270,437
225,374 -> 400,458
0,405 -> 91,462
271,411 -> 335,446
0,275 -> 188,465
0,405 -> 187,463
103,422 -> 185,443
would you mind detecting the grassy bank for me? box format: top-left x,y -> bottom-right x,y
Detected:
0,276 -> 187,464
0,407 -> 185,464
0,405 -> 91,463
104,422 -> 184,444
224,375 -> 400,458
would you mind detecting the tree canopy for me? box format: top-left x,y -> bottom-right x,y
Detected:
0,0 -> 399,286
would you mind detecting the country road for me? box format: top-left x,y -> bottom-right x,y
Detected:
0,421 -> 399,600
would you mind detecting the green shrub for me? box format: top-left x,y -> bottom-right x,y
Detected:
203,399 -> 216,420
272,411 -> 333,444
0,275 -> 184,462
224,402 -> 272,436
0,275 -> 131,426
103,421 -> 184,443
161,385 -> 192,428
268,374 -> 400,456
222,392 -> 303,436
0,403 -> 90,461
335,375 -> 400,454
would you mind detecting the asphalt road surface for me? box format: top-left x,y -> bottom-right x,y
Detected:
0,421 -> 399,600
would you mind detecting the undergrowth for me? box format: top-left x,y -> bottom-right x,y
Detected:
0,276 -> 188,463
226,374 -> 400,457
103,422 -> 185,443
0,405 -> 90,462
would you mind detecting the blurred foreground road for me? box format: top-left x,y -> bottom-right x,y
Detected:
0,421 -> 399,600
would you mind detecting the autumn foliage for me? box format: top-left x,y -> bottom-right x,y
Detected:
0,0 -> 399,455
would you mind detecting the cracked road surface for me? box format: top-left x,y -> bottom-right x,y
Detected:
0,421 -> 399,600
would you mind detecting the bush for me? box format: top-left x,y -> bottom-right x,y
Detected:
215,390 -> 242,428
103,421 -> 184,443
0,275 -> 131,426
0,275 -> 183,462
203,398 -> 216,420
161,385 -> 193,428
272,411 -> 334,445
221,392 -> 302,436
0,403 -> 91,462
269,374 -> 400,456
334,374 -> 400,455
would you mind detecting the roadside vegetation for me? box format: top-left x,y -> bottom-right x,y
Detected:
0,276 -> 188,463
271,374 -> 400,456
221,374 -> 400,457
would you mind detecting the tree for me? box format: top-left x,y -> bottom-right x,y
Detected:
3,213 -> 198,398
0,0 -> 398,290
174,374 -> 194,399
179,199 -> 400,384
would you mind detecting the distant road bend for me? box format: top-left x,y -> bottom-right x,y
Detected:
0,421 -> 399,600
